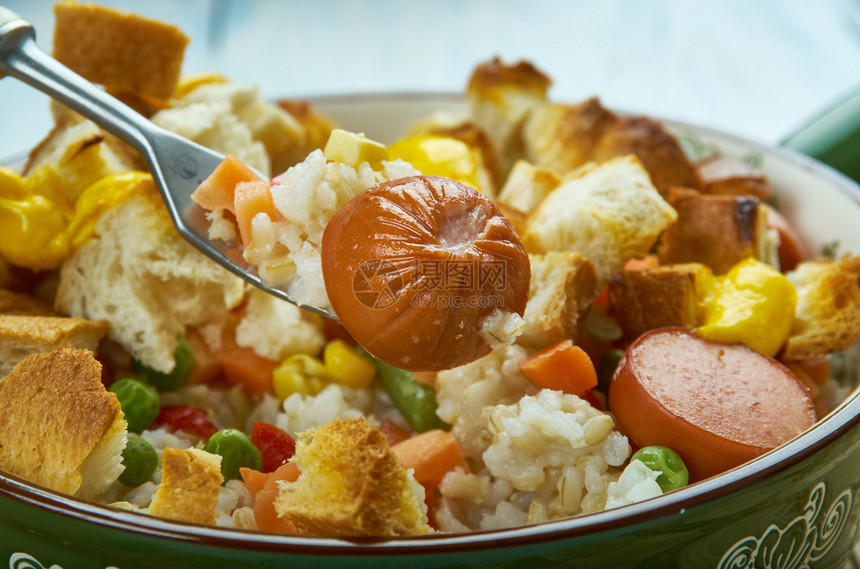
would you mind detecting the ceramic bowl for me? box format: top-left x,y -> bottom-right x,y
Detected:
1,95 -> 859,569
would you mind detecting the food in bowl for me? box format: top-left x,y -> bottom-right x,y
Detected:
0,1 -> 859,545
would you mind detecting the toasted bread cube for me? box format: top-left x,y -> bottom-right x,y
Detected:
275,418 -> 430,537
497,159 -> 561,214
525,155 -> 677,285
467,58 -> 551,173
148,447 -> 224,526
0,290 -> 56,316
52,1 -> 189,100
0,314 -> 108,378
591,116 -> 702,196
657,187 -> 767,275
784,255 -> 860,360
522,98 -> 616,177
609,263 -> 713,341
697,155 -> 772,199
0,349 -> 126,498
519,252 -> 598,349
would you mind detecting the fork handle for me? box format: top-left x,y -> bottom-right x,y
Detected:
0,6 -> 156,157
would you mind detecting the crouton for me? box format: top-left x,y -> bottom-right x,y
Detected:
609,263 -> 713,341
496,159 -> 561,214
592,116 -> 702,196
276,99 -> 339,168
0,349 -> 127,499
0,314 -> 108,378
524,155 -> 677,285
0,290 -> 56,316
657,187 -> 768,275
783,255 -> 860,360
467,58 -> 552,173
52,1 -> 189,100
55,189 -> 245,374
147,447 -> 223,526
23,114 -> 142,199
697,154 -> 772,199
522,98 -> 614,176
275,418 -> 431,537
519,252 -> 598,349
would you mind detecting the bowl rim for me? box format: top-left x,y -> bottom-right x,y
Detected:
1,91 -> 859,556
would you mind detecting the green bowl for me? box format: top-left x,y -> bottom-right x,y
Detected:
2,95 -> 859,569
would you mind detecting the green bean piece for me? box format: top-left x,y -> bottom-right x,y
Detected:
631,445 -> 689,492
204,429 -> 263,482
118,437 -> 158,487
582,305 -> 623,343
109,378 -> 160,433
132,335 -> 194,392
373,359 -> 446,433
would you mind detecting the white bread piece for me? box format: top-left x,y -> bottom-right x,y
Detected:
497,159 -> 561,214
0,349 -> 127,499
275,418 -> 430,537
467,58 -> 551,174
55,189 -> 245,374
150,81 -> 270,177
23,115 -> 141,199
519,251 -> 598,349
234,287 -> 325,361
524,155 -> 677,285
0,314 -> 108,379
147,447 -> 223,526
784,255 -> 860,360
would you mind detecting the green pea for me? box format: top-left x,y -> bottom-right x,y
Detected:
631,445 -> 689,493
204,429 -> 262,482
373,359 -> 446,433
132,335 -> 194,392
119,437 -> 158,487
109,378 -> 160,433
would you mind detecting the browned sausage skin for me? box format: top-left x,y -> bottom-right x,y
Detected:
609,327 -> 816,482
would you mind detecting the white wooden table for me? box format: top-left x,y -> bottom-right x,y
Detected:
2,0 -> 860,161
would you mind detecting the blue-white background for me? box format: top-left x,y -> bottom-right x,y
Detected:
2,0 -> 860,160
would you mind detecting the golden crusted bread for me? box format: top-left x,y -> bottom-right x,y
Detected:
147,447 -> 223,526
524,155 -> 677,285
0,290 -> 56,316
23,114 -> 142,199
276,99 -> 339,171
52,1 -> 189,100
784,255 -> 860,360
609,263 -> 713,341
55,189 -> 245,374
467,58 -> 551,174
657,187 -> 768,275
522,98 -> 699,196
0,314 -> 108,378
496,159 -> 561,214
0,348 -> 126,498
697,155 -> 772,199
275,418 -> 431,537
519,251 -> 598,349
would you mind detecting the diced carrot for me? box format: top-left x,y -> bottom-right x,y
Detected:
263,462 -> 301,491
623,254 -> 658,272
240,467 -> 270,495
413,371 -> 437,386
785,362 -> 821,401
185,325 -> 223,385
221,344 -> 278,397
190,154 -> 262,213
592,284 -> 609,308
391,429 -> 468,488
518,339 -> 598,396
254,486 -> 296,533
233,180 -> 278,248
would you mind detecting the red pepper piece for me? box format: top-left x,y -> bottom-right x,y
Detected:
152,405 -> 218,440
250,421 -> 296,473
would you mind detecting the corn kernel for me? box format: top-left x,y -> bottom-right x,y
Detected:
323,340 -> 376,389
272,354 -> 327,400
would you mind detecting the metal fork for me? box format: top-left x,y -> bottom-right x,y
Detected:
0,6 -> 335,320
